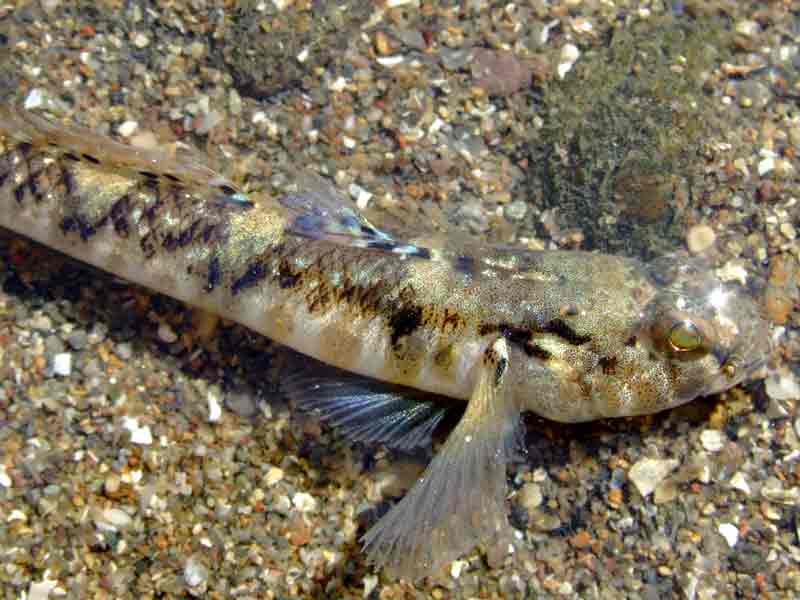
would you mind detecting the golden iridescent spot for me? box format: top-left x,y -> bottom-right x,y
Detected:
648,311 -> 713,361
667,320 -> 702,352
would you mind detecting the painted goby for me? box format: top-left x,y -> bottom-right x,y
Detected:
0,106 -> 770,580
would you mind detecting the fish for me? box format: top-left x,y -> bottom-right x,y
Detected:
0,105 -> 771,580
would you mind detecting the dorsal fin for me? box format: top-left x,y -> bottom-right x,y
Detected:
278,170 -> 432,259
0,105 -> 252,209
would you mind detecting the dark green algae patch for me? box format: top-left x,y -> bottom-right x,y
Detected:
214,1 -> 376,101
525,16 -> 735,261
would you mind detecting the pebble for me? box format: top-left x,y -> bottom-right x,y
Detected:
157,322 -> 177,343
264,466 -> 284,486
228,89 -> 242,115
761,479 -> 800,505
450,559 -> 469,578
718,522 -> 740,548
117,120 -> 138,137
0,464 -> 11,488
184,557 -> 208,589
93,507 -> 133,532
686,224 -> 716,253
700,429 -> 726,452
653,479 -> 679,504
557,44 -> 580,79
780,222 -> 796,240
45,335 -> 65,354
504,199 -> 528,222
114,342 -> 133,360
517,482 -> 543,511
67,330 -> 88,350
363,575 -> 378,598
207,389 -> 222,422
470,49 -> 532,96
758,156 -> 775,176
23,88 -> 44,110
122,416 -> 153,445
729,472 -> 751,495
734,20 -> 760,37
737,80 -> 771,108
104,473 -> 121,496
40,0 -> 61,13
717,260 -> 748,285
765,371 -> 799,401
28,578 -> 60,600
132,32 -> 150,48
292,492 -> 318,513
51,353 -> 72,376
628,457 -> 679,497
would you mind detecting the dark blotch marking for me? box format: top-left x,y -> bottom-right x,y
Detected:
63,152 -> 80,162
542,318 -> 591,345
277,262 -> 300,289
27,175 -> 44,202
59,215 -> 95,241
441,308 -> 463,332
206,256 -> 221,291
140,235 -> 156,259
162,233 -> 178,251
527,344 -> 552,361
412,246 -> 432,259
202,224 -> 217,243
599,356 -> 617,375
18,142 -> 32,156
82,153 -> 101,165
178,220 -> 200,247
13,184 -> 24,203
110,195 -> 130,236
60,216 -> 78,234
78,220 -> 96,241
164,173 -> 181,183
60,165 -> 76,195
218,184 -> 237,196
142,199 -> 162,222
498,323 -> 533,348
139,171 -> 159,189
388,305 -> 423,346
453,254 -> 476,275
480,319 -> 589,356
231,262 -> 267,295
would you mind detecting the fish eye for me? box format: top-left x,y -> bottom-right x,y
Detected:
648,312 -> 713,360
667,320 -> 703,352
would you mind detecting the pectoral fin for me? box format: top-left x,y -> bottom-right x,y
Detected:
283,361 -> 452,452
362,338 -> 522,580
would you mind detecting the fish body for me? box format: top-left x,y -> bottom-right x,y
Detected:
0,107 -> 770,579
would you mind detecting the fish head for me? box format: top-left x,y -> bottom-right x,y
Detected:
630,255 -> 771,407
509,254 -> 771,422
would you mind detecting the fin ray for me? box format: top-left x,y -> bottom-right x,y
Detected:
361,338 -> 522,580
283,364 -> 451,452
279,170 -> 431,258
